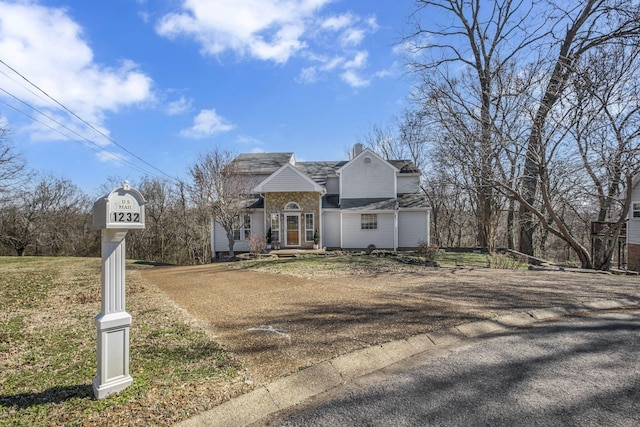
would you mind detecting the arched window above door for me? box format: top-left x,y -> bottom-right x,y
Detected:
285,202 -> 300,211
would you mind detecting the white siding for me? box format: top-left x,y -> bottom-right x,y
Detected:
323,211 -> 341,248
629,182 -> 640,244
398,211 -> 429,248
213,211 -> 265,253
397,175 -> 420,194
340,155 -> 396,199
341,212 -> 395,249
262,166 -> 317,192
325,176 -> 339,194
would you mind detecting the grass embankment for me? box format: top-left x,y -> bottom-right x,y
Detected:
0,257 -> 245,427
237,250 -> 527,277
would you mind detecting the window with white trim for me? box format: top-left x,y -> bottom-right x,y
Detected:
305,213 -> 314,242
633,203 -> 640,219
233,214 -> 251,240
270,213 -> 280,242
361,213 -> 378,230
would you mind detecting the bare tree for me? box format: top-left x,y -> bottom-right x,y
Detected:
567,43 -> 640,269
406,0 -> 547,250
188,147 -> 258,258
0,175 -> 91,256
406,0 -> 640,266
517,0 -> 640,256
0,125 -> 28,201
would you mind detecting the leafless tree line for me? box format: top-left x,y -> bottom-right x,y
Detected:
359,0 -> 640,269
0,129 -> 210,263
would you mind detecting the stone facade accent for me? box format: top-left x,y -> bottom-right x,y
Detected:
264,192 -> 321,248
628,243 -> 640,271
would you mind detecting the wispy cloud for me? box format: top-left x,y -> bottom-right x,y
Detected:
156,0 -> 330,64
155,0 -> 382,88
165,96 -> 192,116
180,109 -> 235,139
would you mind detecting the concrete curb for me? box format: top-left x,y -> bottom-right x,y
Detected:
175,298 -> 640,427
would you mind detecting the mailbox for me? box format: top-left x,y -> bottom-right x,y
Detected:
92,181 -> 145,230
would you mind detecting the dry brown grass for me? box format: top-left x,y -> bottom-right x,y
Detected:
2,254 -> 639,426
0,257 -> 249,427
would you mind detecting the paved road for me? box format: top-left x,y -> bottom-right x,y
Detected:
258,310 -> 640,427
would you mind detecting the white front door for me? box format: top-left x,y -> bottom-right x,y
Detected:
285,213 -> 300,247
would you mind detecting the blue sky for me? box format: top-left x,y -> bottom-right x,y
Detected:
0,0 -> 418,196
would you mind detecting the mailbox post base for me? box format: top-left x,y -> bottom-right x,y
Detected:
93,311 -> 133,399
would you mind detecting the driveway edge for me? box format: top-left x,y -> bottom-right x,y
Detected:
174,297 -> 640,427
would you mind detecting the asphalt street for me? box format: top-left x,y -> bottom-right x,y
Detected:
258,310 -> 640,427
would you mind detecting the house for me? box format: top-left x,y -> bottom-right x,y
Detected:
210,144 -> 431,257
627,175 -> 640,271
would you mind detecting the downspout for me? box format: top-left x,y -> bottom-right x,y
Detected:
210,217 -> 215,262
259,193 -> 266,242
394,210 -> 398,252
319,189 -> 326,248
394,200 -> 399,252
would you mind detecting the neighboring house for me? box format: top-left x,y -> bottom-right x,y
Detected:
210,144 -> 430,257
627,175 -> 640,271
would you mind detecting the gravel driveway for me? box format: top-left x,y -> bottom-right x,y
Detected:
139,262 -> 640,386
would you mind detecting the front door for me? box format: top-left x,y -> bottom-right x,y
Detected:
285,214 -> 300,247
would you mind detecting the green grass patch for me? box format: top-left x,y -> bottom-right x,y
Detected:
0,257 -> 241,426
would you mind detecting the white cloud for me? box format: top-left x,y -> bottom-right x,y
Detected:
344,51 -> 368,69
297,66 -> 319,84
155,0 -> 381,88
340,51 -> 370,87
0,1 -> 154,144
180,109 -> 235,139
341,69 -> 370,88
237,134 -> 263,145
321,13 -> 354,31
156,0 -> 331,64
165,96 -> 192,116
340,28 -> 365,46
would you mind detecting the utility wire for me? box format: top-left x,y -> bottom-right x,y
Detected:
0,58 -> 179,183
0,90 -> 166,180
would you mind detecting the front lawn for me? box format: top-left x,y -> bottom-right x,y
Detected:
0,257 -> 246,427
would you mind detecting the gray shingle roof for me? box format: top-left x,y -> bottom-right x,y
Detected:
295,161 -> 347,185
232,153 -> 294,174
231,153 -> 419,180
336,194 -> 429,210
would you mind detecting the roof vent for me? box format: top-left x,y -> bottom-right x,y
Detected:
364,156 -> 372,164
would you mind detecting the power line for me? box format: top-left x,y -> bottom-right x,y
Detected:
0,58 -> 179,183
0,94 -> 166,180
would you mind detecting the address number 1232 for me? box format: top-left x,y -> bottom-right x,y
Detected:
112,212 -> 140,222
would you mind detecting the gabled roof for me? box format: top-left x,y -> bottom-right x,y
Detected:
230,150 -> 420,186
254,162 -> 325,193
337,148 -> 400,174
232,152 -> 294,174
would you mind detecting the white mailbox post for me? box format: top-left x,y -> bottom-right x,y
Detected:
91,181 -> 145,399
